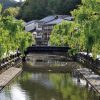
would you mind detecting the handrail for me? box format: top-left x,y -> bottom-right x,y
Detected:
0,53 -> 21,68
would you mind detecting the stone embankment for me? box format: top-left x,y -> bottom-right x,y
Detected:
0,67 -> 22,91
75,68 -> 100,95
0,53 -> 22,91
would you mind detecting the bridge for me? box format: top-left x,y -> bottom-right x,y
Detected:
25,46 -> 70,54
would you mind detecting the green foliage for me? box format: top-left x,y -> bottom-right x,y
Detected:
50,21 -> 72,46
19,0 -> 81,21
49,0 -> 100,58
71,0 -> 100,57
0,8 -> 34,59
3,7 -> 20,17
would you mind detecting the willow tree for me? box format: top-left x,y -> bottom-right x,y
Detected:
49,0 -> 100,58
50,21 -> 72,46
3,7 -> 20,17
0,4 -> 34,60
71,0 -> 100,57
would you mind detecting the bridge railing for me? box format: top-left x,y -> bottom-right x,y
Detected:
25,46 -> 70,54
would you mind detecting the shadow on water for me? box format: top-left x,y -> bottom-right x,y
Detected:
0,53 -> 99,100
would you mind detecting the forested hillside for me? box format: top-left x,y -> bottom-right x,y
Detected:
0,0 -> 17,9
19,0 -> 81,21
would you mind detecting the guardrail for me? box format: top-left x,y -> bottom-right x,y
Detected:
75,68 -> 100,95
24,46 -> 70,54
74,53 -> 100,73
0,53 -> 21,71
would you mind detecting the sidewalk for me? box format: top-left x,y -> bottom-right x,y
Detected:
0,67 -> 22,90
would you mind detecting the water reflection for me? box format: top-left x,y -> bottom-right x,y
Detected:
0,83 -> 29,100
0,72 -> 98,100
26,54 -> 68,67
0,53 -> 99,100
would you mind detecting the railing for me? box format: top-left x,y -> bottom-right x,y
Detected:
75,53 -> 100,72
75,68 -> 100,95
25,46 -> 70,54
0,52 -> 21,71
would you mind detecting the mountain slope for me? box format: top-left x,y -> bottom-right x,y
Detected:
0,0 -> 17,9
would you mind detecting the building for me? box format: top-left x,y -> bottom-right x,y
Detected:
25,20 -> 44,45
41,15 -> 73,45
25,15 -> 73,45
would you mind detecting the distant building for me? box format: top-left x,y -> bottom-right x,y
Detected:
25,20 -> 43,45
25,15 -> 73,45
41,15 -> 73,45
25,20 -> 39,32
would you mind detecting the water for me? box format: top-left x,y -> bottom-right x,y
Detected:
0,53 -> 99,100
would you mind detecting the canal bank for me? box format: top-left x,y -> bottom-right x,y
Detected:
0,67 -> 22,92
0,55 -> 23,92
75,68 -> 100,96
0,53 -> 100,100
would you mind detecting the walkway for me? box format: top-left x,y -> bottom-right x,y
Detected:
0,67 -> 22,91
76,68 -> 100,95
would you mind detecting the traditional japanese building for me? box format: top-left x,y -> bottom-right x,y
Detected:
25,15 -> 73,45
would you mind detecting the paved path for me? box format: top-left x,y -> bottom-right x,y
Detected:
0,67 -> 22,88
76,68 -> 100,95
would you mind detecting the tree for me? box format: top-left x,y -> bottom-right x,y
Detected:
0,4 -> 34,60
3,7 -> 20,17
49,0 -> 100,58
18,0 -> 81,21
50,21 -> 72,46
71,0 -> 100,57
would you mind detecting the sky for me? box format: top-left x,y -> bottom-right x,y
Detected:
14,0 -> 25,2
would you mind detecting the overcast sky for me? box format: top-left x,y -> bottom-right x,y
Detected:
14,0 -> 25,2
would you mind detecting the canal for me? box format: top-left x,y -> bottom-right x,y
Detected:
0,53 -> 99,100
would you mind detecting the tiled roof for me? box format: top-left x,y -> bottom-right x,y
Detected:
64,16 -> 74,21
40,16 -> 55,23
25,20 -> 39,26
41,15 -> 73,25
40,15 -> 69,23
24,15 -> 73,31
45,18 -> 64,25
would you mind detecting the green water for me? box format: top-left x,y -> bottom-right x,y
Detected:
0,53 -> 99,100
